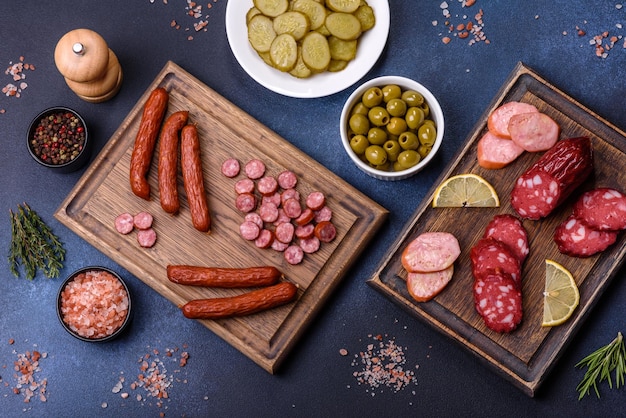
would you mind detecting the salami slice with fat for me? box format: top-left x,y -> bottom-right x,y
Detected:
572,188 -> 626,231
482,214 -> 529,263
554,215 -> 618,257
510,168 -> 561,220
473,271 -> 523,333
470,237 -> 521,287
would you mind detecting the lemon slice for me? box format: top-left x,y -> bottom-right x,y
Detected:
542,260 -> 580,327
432,174 -> 500,207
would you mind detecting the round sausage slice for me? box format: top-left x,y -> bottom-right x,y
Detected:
133,211 -> 153,230
554,215 -> 618,257
572,188 -> 626,231
487,101 -> 539,139
137,228 -> 157,248
510,168 -> 561,220
401,232 -> 461,273
482,214 -> 529,263
470,237 -> 521,287
474,271 -> 523,333
477,131 -> 525,169
406,265 -> 454,302
509,112 -> 560,152
115,213 -> 135,235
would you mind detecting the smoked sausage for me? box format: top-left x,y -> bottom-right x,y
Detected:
130,87 -> 169,200
181,124 -> 211,232
158,110 -> 189,214
181,282 -> 298,319
167,265 -> 282,288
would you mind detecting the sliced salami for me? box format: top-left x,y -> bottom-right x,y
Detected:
221,158 -> 240,178
262,192 -> 281,207
235,178 -> 255,195
283,198 -> 302,219
314,221 -> 337,243
510,168 -> 561,220
473,271 -> 523,333
275,222 -> 295,243
137,228 -> 157,248
306,191 -> 326,211
259,202 -> 279,223
277,170 -> 298,189
294,208 -> 315,226
284,245 -> 304,265
299,236 -> 320,254
244,212 -> 264,229
314,206 -> 332,223
406,265 -> 454,302
244,159 -> 266,179
482,214 -> 529,263
254,229 -> 275,249
572,188 -> 626,231
235,192 -> 257,213
554,215 -> 618,257
239,221 -> 260,241
115,213 -> 135,235
257,176 -> 278,196
271,239 -> 289,252
401,232 -> 461,273
295,223 -> 315,239
470,237 -> 521,286
281,188 -> 300,206
133,211 -> 153,230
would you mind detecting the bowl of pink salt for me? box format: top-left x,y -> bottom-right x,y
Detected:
57,266 -> 132,342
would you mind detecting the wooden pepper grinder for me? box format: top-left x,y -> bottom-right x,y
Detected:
54,28 -> 123,103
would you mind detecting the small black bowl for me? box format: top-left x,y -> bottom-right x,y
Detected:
27,106 -> 91,173
57,266 -> 132,343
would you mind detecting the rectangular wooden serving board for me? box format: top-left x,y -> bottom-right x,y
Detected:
368,62 -> 626,396
55,61 -> 388,373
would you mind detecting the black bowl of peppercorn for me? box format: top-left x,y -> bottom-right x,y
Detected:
26,106 -> 91,173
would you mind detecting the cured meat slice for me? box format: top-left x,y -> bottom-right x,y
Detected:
257,176 -> 278,196
295,223 -> 315,239
244,159 -> 266,179
137,228 -> 157,248
406,265 -> 454,302
314,221 -> 336,243
299,236 -> 320,254
221,158 -> 240,178
133,211 -> 153,230
508,112 -> 560,152
235,192 -> 257,213
284,245 -> 304,265
244,212 -> 264,229
554,215 -> 618,257
487,101 -> 539,139
470,237 -> 521,287
305,191 -> 326,211
476,131 -> 525,169
254,229 -> 275,249
239,221 -> 260,241
473,271 -> 523,333
314,206 -> 332,222
572,188 -> 626,231
115,213 -> 135,234
510,168 -> 561,220
235,178 -> 255,195
259,202 -> 279,223
482,214 -> 529,263
277,170 -> 298,189
401,232 -> 461,273
283,197 -> 302,218
275,222 -> 295,243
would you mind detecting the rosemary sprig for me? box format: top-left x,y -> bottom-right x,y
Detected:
7,203 -> 66,280
576,332 -> 625,400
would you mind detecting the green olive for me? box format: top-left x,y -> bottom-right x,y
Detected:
349,113 -> 370,135
386,98 -> 407,117
401,90 -> 424,107
382,84 -> 402,102
368,106 -> 390,127
350,134 -> 369,155
351,102 -> 369,116
361,87 -> 383,108
405,107 -> 425,130
398,131 -> 419,150
367,127 -> 388,145
397,150 -> 421,169
374,161 -> 390,171
386,117 -> 408,136
418,123 -> 437,147
419,101 -> 430,118
393,160 -> 405,171
383,140 -> 401,162
418,144 -> 432,158
365,145 -> 387,166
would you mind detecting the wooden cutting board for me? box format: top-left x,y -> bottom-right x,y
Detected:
55,61 -> 388,373
368,62 -> 626,396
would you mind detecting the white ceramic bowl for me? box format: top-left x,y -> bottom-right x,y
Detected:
340,76 -> 444,181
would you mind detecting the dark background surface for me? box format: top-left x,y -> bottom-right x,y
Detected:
1,1 -> 625,416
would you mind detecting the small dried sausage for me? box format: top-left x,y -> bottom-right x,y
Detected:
167,265 -> 281,288
158,110 -> 189,214
181,124 -> 211,232
181,282 -> 298,319
130,87 -> 169,200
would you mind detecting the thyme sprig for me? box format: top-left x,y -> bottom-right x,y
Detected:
8,203 -> 65,280
576,332 -> 625,400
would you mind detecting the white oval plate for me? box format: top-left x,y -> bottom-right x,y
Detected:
225,0 -> 390,98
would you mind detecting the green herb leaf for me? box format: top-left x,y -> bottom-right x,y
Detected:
576,332 -> 625,400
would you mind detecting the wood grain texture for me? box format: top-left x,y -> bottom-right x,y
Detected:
54,61 -> 388,373
368,62 -> 626,396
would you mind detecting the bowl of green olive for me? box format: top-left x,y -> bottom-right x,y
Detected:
340,76 -> 444,180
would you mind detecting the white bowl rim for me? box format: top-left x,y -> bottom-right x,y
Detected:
340,76 -> 444,180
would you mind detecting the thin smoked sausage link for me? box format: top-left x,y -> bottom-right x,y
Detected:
158,110 -> 189,214
181,124 -> 211,232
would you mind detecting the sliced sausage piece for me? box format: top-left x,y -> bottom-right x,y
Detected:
284,245 -> 304,265
283,198 -> 302,219
221,158 -> 240,178
257,176 -> 278,196
245,212 -> 264,229
487,101 -> 539,139
133,211 -> 154,230
476,131 -> 525,169
275,222 -> 295,243
299,236 -> 320,254
470,237 -> 522,287
572,188 -> 626,231
314,221 -> 337,243
294,208 -> 315,226
510,168 -> 561,220
255,229 -> 275,249
115,213 -> 135,234
235,192 -> 257,213
554,215 -> 618,257
314,206 -> 333,222
295,223 -> 315,239
406,265 -> 454,302
277,170 -> 298,189
511,137 -> 594,219
259,202 -> 279,223
401,232 -> 461,273
137,228 -> 157,248
473,271 -> 523,333
509,112 -> 560,152
235,178 -> 255,194
239,221 -> 261,241
482,214 -> 529,263
262,192 -> 281,207
281,188 -> 300,205
306,191 -> 326,211
271,239 -> 289,252
245,159 -> 266,179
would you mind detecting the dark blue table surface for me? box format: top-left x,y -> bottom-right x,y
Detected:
1,1 -> 625,416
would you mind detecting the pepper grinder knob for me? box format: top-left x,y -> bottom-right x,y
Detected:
54,28 -> 123,103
